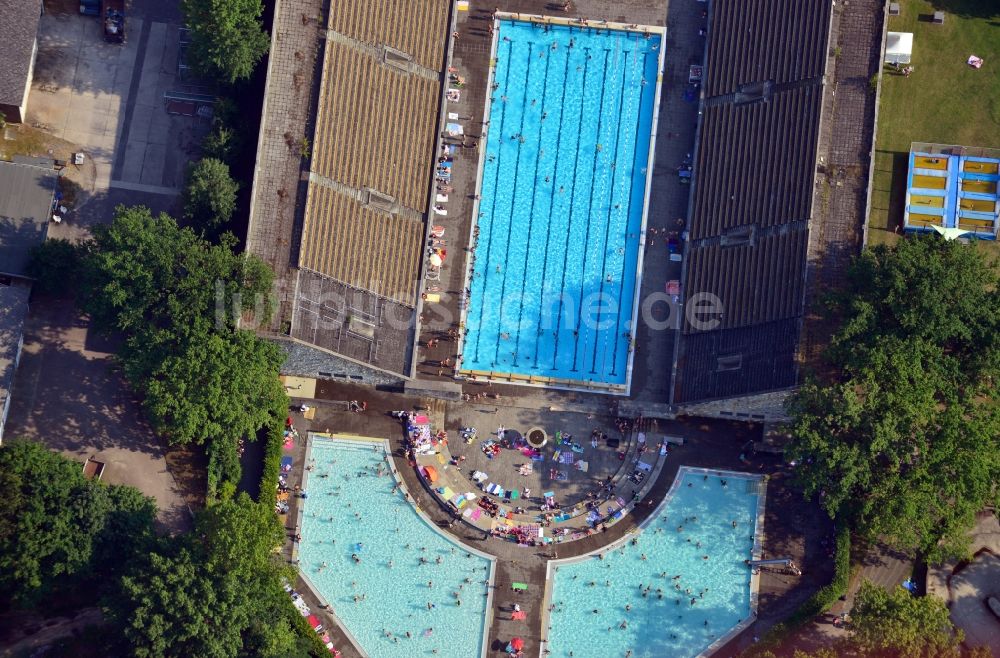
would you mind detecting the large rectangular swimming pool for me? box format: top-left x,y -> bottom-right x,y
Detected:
461,19 -> 663,389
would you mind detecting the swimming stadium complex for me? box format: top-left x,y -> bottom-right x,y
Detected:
248,0 -> 885,654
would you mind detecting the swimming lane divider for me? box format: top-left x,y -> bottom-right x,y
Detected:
511,43 -> 552,368
608,52 -> 650,378
551,48 -> 591,371
491,43 -> 534,368
531,48 -> 573,370
591,50 -> 630,375
570,49 -> 611,374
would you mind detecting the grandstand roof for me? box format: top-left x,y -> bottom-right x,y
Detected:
682,227 -> 809,332
327,0 -> 448,72
300,181 -> 424,306
672,0 -> 832,404
674,319 -> 800,402
704,0 -> 831,98
309,39 -> 440,212
690,85 -> 823,240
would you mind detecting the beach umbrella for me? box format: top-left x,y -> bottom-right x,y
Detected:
430,253 -> 444,267
510,637 -> 524,651
422,465 -> 439,483
930,225 -> 971,240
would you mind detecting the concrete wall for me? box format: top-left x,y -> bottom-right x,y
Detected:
0,38 -> 37,125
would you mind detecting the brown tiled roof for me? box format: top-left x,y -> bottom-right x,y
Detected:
327,0 -> 449,71
299,182 -> 423,307
311,40 -> 440,213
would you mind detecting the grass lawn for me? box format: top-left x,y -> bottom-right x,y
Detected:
869,0 -> 1000,247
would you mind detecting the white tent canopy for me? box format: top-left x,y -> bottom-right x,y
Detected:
885,32 -> 914,65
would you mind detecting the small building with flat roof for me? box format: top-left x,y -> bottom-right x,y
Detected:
0,159 -> 58,443
0,0 -> 43,124
0,159 -> 57,277
0,281 -> 30,444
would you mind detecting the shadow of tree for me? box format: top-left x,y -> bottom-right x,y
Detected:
7,295 -> 197,533
928,0 -> 1000,20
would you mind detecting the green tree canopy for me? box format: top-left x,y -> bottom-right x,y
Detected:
181,0 -> 270,84
183,157 -> 239,233
112,494 -> 298,658
202,123 -> 242,165
787,237 -> 1000,561
0,441 -> 156,604
79,205 -> 284,448
141,329 -> 286,446
851,581 -> 961,658
81,205 -> 273,336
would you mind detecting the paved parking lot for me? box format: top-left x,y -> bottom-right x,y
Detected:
6,297 -> 193,533
28,2 -> 206,232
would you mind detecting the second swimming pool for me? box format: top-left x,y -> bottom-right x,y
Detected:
462,19 -> 663,388
298,436 -> 494,658
543,468 -> 764,657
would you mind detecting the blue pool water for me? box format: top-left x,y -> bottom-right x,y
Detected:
463,20 -> 662,386
546,469 -> 762,657
299,437 -> 493,658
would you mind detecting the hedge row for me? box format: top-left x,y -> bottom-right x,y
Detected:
258,392 -> 290,510
788,525 -> 852,624
740,526 -> 852,657
206,434 -> 241,502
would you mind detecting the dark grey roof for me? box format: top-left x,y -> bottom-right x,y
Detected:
0,160 -> 56,278
705,0 -> 831,98
690,85 -> 823,240
672,0 -> 832,404
682,227 -> 809,332
0,279 -> 30,419
0,0 -> 42,106
674,318 -> 799,403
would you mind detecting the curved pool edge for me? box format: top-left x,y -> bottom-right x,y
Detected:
538,465 -> 767,658
300,432 -> 498,658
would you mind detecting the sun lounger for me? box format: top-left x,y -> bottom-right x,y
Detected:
511,582 -> 529,591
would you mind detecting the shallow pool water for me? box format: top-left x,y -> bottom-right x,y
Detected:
299,437 -> 493,658
546,469 -> 762,657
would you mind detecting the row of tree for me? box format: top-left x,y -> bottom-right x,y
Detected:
788,236 -> 999,561
30,204 -> 287,495
760,580 -> 985,658
779,236 -> 998,656
0,441 -> 323,657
